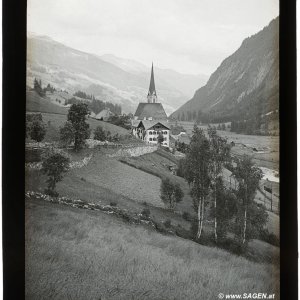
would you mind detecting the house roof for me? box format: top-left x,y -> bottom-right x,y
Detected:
137,120 -> 170,130
95,109 -> 114,119
177,134 -> 191,144
134,103 -> 167,120
131,120 -> 140,128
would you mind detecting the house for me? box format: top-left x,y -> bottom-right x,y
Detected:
132,120 -> 170,147
95,108 -> 115,121
132,63 -> 170,147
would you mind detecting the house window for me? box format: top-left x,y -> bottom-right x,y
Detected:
164,131 -> 168,135
149,131 -> 152,135
149,138 -> 152,141
164,137 -> 167,141
153,138 -> 157,141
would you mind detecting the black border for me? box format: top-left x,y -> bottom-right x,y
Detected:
279,0 -> 298,299
2,0 -> 26,299
2,0 -> 297,299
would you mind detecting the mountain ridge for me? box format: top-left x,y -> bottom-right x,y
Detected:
27,33 -> 208,114
171,17 -> 279,123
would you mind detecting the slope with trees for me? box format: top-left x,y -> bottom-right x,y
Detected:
171,17 -> 279,134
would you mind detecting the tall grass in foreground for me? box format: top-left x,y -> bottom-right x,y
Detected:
26,199 -> 279,300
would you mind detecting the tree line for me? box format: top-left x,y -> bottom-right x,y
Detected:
32,79 -> 122,115
177,125 -> 267,249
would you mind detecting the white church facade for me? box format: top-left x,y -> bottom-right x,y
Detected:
131,64 -> 170,148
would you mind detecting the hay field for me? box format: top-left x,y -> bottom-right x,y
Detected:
25,198 -> 279,300
120,150 -> 195,214
26,151 -> 164,208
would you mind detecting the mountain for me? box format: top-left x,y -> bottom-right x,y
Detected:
171,17 -> 279,123
27,34 -> 208,114
100,54 -> 208,97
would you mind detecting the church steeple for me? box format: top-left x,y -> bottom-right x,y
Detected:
147,63 -> 157,103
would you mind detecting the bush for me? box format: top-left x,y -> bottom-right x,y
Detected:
142,201 -> 148,206
94,126 -> 106,141
141,208 -> 150,218
164,219 -> 172,228
29,119 -> 46,142
110,201 -> 117,207
260,229 -> 280,247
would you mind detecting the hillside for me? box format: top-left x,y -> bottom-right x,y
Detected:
26,90 -> 68,115
27,33 -> 208,114
26,198 -> 279,299
171,17 -> 279,123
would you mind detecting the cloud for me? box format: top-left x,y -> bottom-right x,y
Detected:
27,0 -> 279,75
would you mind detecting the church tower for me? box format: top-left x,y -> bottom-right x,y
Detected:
147,63 -> 157,103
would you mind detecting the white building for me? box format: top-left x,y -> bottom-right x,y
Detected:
132,120 -> 170,147
131,64 -> 170,147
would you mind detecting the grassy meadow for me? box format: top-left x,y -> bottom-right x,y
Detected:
26,198 -> 279,300
169,121 -> 279,170
25,97 -> 279,299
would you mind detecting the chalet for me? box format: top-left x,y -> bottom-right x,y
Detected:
132,120 -> 170,147
95,108 -> 115,121
132,64 -> 170,147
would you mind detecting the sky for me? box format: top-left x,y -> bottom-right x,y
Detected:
27,0 -> 279,75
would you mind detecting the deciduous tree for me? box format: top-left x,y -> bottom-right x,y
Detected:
184,125 -> 211,239
208,126 -> 231,243
67,103 -> 90,151
160,178 -> 183,210
42,151 -> 70,197
59,121 -> 75,147
232,155 -> 264,245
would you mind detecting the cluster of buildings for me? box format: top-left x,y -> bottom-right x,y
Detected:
131,64 -> 170,148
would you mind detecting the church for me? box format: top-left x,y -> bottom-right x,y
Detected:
131,64 -> 170,148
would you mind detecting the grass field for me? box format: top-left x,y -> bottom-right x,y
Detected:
26,198 -> 279,300
169,121 -> 279,171
26,90 -> 69,115
32,112 -> 130,142
26,150 -> 164,207
120,149 -> 195,215
26,90 -> 133,142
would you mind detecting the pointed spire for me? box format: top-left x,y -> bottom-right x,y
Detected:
147,62 -> 157,103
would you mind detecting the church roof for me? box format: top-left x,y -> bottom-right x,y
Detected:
148,63 -> 156,96
134,103 -> 167,120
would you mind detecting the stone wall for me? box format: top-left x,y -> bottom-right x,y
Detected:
108,145 -> 157,158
